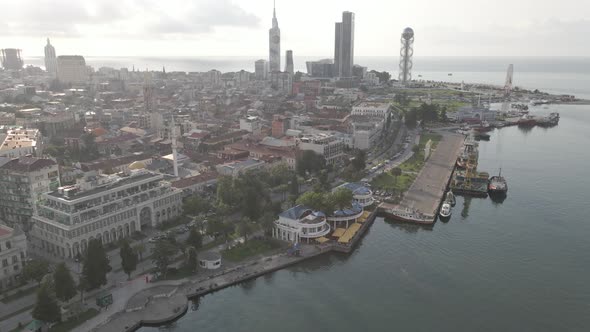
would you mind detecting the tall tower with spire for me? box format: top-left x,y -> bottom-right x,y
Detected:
44,38 -> 57,77
268,1 -> 281,73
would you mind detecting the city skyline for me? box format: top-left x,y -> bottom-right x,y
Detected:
2,0 -> 589,57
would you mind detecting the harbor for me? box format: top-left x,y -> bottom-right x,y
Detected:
378,132 -> 464,224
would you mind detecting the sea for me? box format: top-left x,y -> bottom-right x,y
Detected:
28,55 -> 585,331
23,56 -> 590,99
136,103 -> 590,332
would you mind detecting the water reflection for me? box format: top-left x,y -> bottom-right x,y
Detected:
383,218 -> 434,232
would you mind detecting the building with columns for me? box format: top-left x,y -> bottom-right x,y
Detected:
273,205 -> 330,243
30,169 -> 182,259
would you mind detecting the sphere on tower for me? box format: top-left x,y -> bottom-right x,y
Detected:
402,27 -> 414,40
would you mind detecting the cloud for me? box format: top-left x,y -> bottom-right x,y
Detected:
0,0 -> 259,39
420,19 -> 590,56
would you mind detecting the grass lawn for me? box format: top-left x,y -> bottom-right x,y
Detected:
222,238 -> 284,262
371,172 -> 416,192
49,308 -> 99,332
1,285 -> 37,304
159,266 -> 196,281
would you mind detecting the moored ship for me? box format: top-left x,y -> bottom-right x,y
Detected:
488,169 -> 508,194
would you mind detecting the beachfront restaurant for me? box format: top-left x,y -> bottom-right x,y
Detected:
273,205 -> 331,243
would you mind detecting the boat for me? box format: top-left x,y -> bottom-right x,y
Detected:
517,114 -> 536,127
474,132 -> 490,141
446,191 -> 456,207
472,121 -> 493,132
439,202 -> 451,218
488,169 -> 508,194
448,73 -> 453,76
381,207 -> 435,225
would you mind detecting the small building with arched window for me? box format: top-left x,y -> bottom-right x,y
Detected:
273,205 -> 331,243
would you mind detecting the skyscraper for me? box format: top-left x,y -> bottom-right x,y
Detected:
268,1 -> 281,73
334,12 -> 355,78
285,50 -> 294,75
1,49 -> 23,70
143,71 -> 156,112
255,59 -> 268,80
44,39 -> 57,77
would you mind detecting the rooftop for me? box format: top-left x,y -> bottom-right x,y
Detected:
0,157 -> 56,173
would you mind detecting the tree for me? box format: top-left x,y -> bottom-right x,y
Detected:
32,284 -> 61,324
120,240 -> 138,280
288,174 -> 300,197
152,240 -> 178,276
331,188 -> 354,210
296,191 -> 326,212
82,239 -> 111,290
134,243 -> 146,261
53,263 -> 77,302
351,150 -> 366,171
183,196 -> 211,216
185,246 -> 198,273
238,219 -> 253,243
412,145 -> 420,154
405,109 -> 418,128
260,211 -> 276,236
22,259 -> 50,285
390,167 -> 402,186
296,150 -> 326,176
186,227 -> 203,250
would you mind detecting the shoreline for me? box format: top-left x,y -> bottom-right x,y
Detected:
92,209 -> 379,332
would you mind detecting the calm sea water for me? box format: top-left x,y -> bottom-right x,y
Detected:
140,104 -> 590,332
23,56 -> 590,99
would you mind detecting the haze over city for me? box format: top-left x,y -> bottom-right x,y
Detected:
2,0 -> 589,56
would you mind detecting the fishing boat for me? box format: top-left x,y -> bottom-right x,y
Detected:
488,169 -> 508,194
439,202 -> 451,218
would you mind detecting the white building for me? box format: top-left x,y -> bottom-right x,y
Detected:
273,205 -> 330,243
31,169 -> 183,259
0,224 -> 27,291
239,116 -> 262,135
254,59 -> 268,80
352,118 -> 385,150
0,128 -> 42,158
334,182 -> 374,207
216,159 -> 266,177
299,133 -> 345,165
351,102 -> 391,118
198,251 -> 221,270
57,55 -> 88,84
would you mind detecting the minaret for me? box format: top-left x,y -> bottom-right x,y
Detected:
268,0 -> 281,73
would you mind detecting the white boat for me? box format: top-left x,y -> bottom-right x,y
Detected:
439,202 -> 452,218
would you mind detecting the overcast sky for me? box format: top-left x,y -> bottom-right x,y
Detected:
1,0 -> 589,57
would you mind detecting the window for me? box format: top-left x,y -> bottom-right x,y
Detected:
12,256 -> 17,264
5,241 -> 11,249
2,259 -> 7,267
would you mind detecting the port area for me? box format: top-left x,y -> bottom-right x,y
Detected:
378,131 -> 464,224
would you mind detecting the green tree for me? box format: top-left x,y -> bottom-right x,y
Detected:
185,246 -> 198,273
412,145 -> 420,154
288,174 -> 300,197
183,196 -> 211,216
296,191 -> 326,212
390,167 -> 402,186
331,188 -> 354,210
296,150 -> 326,176
216,176 -> 237,207
351,150 -> 366,171
405,109 -> 418,128
53,263 -> 77,302
134,243 -> 146,261
260,211 -> 276,236
152,240 -> 178,276
186,227 -> 203,250
82,239 -> 111,290
32,284 -> 61,324
120,240 -> 138,280
237,218 -> 253,243
22,259 -> 50,285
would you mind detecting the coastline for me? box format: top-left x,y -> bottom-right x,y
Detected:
91,210 -> 379,332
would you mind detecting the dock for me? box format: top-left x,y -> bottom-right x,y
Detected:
379,132 -> 464,224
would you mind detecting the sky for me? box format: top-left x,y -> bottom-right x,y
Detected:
1,0 -> 589,57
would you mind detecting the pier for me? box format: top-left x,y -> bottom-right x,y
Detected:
379,132 -> 464,224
